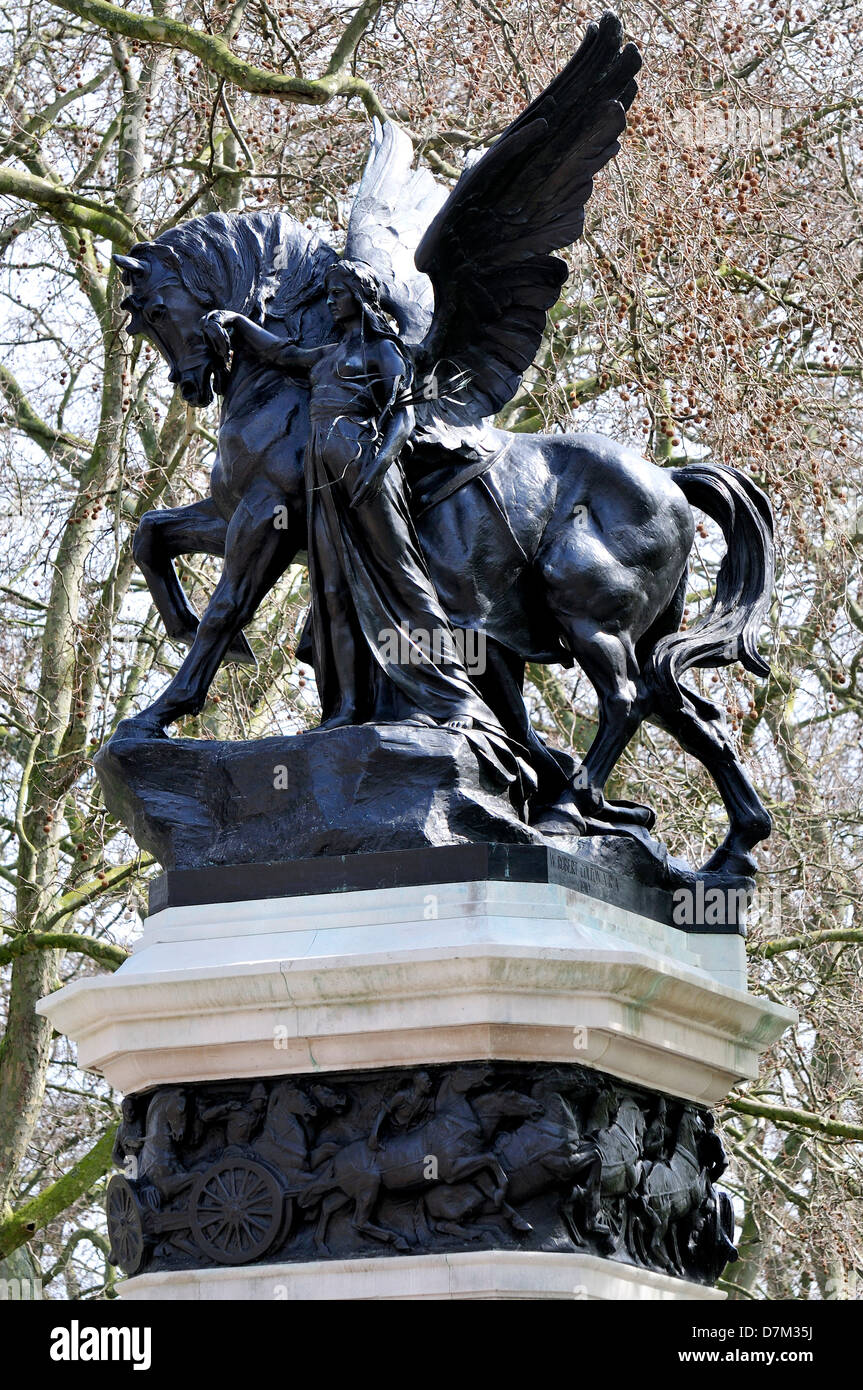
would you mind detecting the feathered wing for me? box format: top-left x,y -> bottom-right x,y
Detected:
413,11 -> 641,427
344,119 -> 448,345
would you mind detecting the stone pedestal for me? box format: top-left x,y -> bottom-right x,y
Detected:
38,845 -> 793,1301
118,1251 -> 725,1301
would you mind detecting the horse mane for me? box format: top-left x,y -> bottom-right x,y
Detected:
146,210 -> 338,327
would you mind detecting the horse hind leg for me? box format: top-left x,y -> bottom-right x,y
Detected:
646,1213 -> 676,1274
558,620 -> 656,829
314,1189 -> 349,1254
667,1217 -> 689,1278
653,691 -> 771,876
351,1183 -> 410,1253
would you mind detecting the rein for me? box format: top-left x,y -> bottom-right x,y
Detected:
412,440 -> 510,517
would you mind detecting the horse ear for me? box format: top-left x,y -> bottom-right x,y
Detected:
113,253 -> 149,279
147,242 -> 184,274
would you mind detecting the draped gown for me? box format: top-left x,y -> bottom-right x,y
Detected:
303,340 -> 510,740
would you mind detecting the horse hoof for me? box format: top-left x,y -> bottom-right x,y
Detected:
700,846 -> 758,879
531,802 -> 587,838
393,1236 -> 410,1253
591,1220 -> 615,1253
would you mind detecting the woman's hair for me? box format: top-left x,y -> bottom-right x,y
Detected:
326,259 -> 401,344
328,259 -> 413,401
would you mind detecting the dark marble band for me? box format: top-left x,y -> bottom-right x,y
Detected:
149,840 -> 747,932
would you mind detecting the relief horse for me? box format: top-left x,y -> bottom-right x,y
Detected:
297,1066 -> 511,1253
137,1087 -> 194,1203
252,1081 -> 318,1182
419,1079 -> 610,1245
587,1092 -> 647,1252
417,1087 -> 544,1239
633,1109 -> 712,1276
114,209 -> 773,875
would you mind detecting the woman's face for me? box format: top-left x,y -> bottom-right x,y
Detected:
326,274 -> 359,326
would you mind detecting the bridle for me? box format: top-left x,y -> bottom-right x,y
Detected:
119,262 -> 215,389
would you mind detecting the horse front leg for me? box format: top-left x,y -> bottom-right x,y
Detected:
133,499 -> 253,665
472,640 -> 584,833
121,485 -> 301,736
532,549 -> 656,830
351,1180 -> 410,1252
314,1190 -> 348,1255
446,1153 -> 509,1207
565,1150 -> 613,1250
466,1161 -> 532,1231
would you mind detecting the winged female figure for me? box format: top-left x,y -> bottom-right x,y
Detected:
199,259 -> 515,747
113,12 -> 773,879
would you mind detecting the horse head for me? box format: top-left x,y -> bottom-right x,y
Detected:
309,1083 -> 347,1114
114,210 -> 336,408
674,1108 -> 706,1161
449,1065 -> 492,1096
494,1089 -> 544,1122
616,1095 -> 646,1144
115,243 -> 221,407
146,1086 -> 187,1144
268,1081 -> 318,1121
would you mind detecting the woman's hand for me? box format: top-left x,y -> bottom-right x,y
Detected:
351,452 -> 394,508
201,309 -> 237,365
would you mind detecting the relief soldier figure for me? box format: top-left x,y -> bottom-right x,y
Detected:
368,1071 -> 435,1152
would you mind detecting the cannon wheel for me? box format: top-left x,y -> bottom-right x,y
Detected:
106,1175 -> 146,1276
190,1158 -> 286,1265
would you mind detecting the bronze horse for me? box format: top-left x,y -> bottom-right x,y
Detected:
115,207 -> 772,877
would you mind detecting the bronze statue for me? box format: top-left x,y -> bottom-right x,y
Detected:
109,11 -> 774,883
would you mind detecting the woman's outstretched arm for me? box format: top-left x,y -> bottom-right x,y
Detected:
201,310 -> 326,372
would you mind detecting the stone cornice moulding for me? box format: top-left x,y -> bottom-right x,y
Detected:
38,933 -> 793,1103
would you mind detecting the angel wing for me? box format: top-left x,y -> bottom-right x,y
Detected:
344,119 -> 448,345
413,10 -> 641,426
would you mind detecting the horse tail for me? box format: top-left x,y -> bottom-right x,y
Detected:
644,462 -> 773,711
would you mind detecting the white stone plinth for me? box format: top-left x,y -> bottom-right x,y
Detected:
37,878 -> 792,1104
119,1250 -> 725,1301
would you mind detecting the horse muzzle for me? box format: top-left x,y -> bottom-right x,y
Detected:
173,363 -> 214,408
